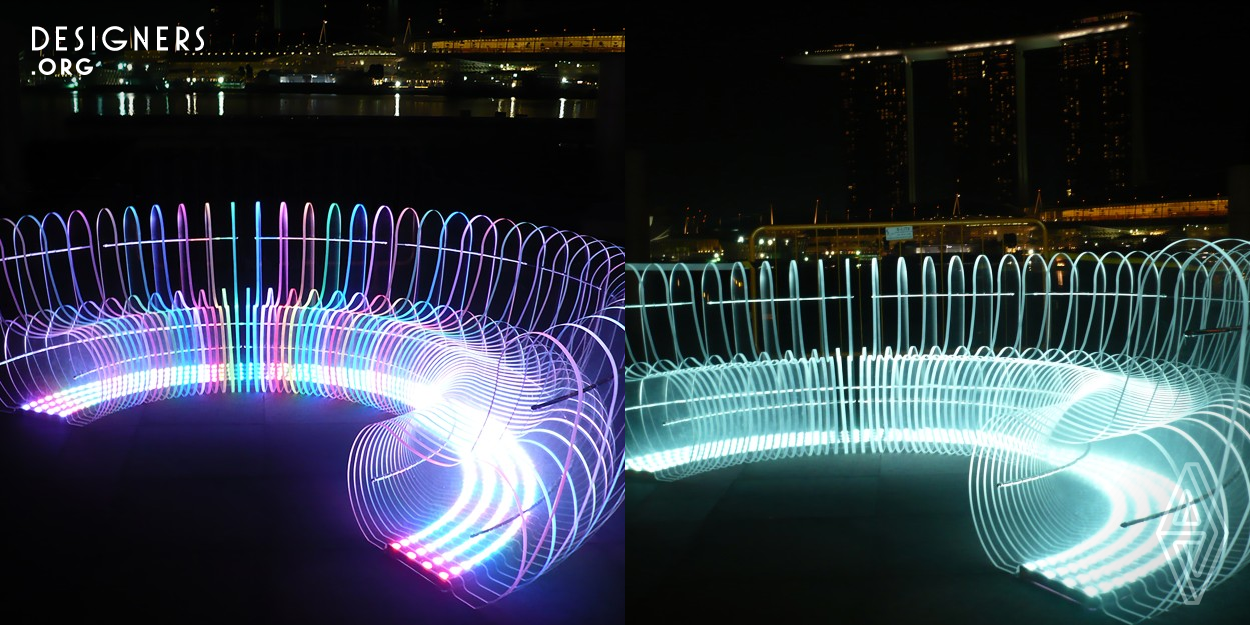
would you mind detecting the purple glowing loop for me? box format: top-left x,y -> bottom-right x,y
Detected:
0,201 -> 624,607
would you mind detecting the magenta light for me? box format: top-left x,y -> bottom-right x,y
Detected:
0,202 -> 624,607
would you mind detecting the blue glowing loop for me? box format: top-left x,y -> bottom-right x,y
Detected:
0,202 -> 625,607
625,244 -> 1250,623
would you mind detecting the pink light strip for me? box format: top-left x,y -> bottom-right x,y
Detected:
0,201 -> 624,607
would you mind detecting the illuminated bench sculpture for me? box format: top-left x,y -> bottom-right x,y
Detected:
625,244 -> 1250,622
0,202 -> 624,607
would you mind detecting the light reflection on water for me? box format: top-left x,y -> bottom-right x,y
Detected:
24,91 -> 596,120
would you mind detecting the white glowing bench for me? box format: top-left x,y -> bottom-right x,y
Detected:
1,202 -> 624,607
625,248 -> 1250,623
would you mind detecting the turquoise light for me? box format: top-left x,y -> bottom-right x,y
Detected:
626,245 -> 1250,622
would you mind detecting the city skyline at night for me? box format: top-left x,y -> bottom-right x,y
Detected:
802,12 -> 1146,213
629,2 -> 1248,234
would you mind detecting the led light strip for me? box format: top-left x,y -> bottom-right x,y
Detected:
0,202 -> 625,607
625,245 -> 1250,622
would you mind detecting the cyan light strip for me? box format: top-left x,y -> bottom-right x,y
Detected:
625,247 -> 1250,622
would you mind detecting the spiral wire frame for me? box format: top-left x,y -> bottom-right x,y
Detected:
625,242 -> 1250,622
0,202 -> 625,607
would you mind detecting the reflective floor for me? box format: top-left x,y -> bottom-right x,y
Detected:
625,453 -> 1248,624
1,394 -> 623,624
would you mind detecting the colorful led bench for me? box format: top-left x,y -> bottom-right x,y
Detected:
0,202 -> 624,607
625,243 -> 1250,622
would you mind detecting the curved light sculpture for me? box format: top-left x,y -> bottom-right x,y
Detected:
0,202 -> 624,607
625,242 -> 1250,622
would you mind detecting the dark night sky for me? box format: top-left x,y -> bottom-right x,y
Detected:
628,1 -> 1250,227
14,1 -> 625,37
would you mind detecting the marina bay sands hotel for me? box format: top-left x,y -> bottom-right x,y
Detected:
796,12 -> 1144,212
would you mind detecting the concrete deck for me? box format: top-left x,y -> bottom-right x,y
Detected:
626,453 -> 1248,624
2,394 -> 623,624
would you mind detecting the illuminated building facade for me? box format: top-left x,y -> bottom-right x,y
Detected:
838,53 -> 911,212
1059,13 -> 1145,201
801,12 -> 1144,211
949,44 -> 1019,207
